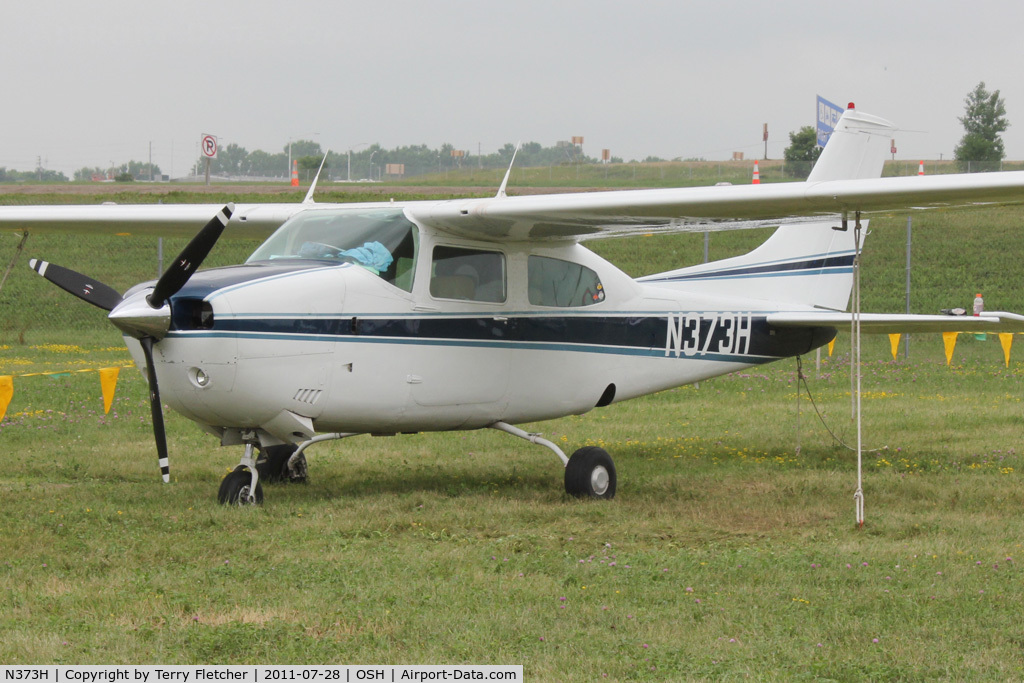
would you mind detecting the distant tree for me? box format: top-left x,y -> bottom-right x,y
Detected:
113,160 -> 160,180
783,126 -> 821,177
74,167 -> 107,182
954,81 -> 1009,172
247,150 -> 286,177
0,167 -> 68,182
296,155 -> 326,180
284,140 -> 322,158
213,143 -> 250,176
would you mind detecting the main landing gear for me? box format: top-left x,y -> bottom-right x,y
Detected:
490,422 -> 617,499
217,426 -> 617,504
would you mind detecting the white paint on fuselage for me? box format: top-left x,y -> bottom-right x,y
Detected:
131,225 -> 823,442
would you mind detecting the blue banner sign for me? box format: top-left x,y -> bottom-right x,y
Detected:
816,96 -> 844,147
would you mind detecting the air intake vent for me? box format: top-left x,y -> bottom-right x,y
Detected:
292,389 -> 322,405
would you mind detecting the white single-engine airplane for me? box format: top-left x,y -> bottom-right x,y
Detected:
6,104 -> 1024,505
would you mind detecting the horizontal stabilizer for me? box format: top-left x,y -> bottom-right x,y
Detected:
767,311 -> 1024,334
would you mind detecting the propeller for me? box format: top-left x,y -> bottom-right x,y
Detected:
28,259 -> 123,311
27,203 -> 234,483
148,203 -> 233,308
140,336 -> 170,483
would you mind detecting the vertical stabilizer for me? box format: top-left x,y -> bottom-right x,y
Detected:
640,105 -> 896,310
807,106 -> 896,182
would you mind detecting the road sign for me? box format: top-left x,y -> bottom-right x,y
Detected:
201,134 -> 218,159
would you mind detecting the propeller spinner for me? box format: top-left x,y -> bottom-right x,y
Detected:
28,203 -> 234,483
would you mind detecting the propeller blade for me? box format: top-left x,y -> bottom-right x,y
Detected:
148,203 -> 234,308
28,259 -> 123,312
140,336 -> 170,483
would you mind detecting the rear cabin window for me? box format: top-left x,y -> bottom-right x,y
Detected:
430,246 -> 506,303
528,255 -> 605,307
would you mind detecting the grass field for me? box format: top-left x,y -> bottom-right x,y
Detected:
3,182 -> 1024,677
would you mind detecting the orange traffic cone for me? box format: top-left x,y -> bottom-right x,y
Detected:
918,161 -> 925,176
752,160 -> 760,184
291,160 -> 299,187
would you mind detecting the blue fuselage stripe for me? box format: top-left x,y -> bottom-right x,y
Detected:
168,313 -> 836,362
643,253 -> 856,283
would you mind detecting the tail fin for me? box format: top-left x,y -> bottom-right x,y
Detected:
641,105 -> 896,310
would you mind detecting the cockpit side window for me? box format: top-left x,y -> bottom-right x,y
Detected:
528,255 -> 605,307
246,209 -> 418,292
430,246 -> 506,303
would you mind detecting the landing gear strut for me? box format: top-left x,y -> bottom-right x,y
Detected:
490,422 -> 617,499
217,433 -> 360,505
218,444 -> 263,505
255,444 -> 308,483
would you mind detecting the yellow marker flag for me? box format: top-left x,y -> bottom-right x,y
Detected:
0,375 -> 12,422
942,331 -> 959,366
828,338 -> 835,357
999,333 -> 1014,368
99,367 -> 121,414
888,333 -> 901,360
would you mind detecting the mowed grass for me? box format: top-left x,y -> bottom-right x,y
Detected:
4,186 -> 1024,677
3,337 -> 1024,678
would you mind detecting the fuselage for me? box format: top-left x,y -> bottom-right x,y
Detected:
122,207 -> 835,446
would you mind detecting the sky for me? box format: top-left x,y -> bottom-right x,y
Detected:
3,0 -> 1023,178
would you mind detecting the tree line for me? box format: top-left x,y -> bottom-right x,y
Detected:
2,83 -> 1010,182
196,139 -> 614,181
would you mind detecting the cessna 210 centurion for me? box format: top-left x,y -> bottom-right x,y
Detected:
7,103 -> 1024,505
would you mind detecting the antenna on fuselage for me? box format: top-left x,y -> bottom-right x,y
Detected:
496,142 -> 521,199
303,150 -> 330,204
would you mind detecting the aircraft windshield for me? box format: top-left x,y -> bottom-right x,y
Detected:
247,208 -> 418,291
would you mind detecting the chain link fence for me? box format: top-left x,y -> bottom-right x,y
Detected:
1,229 -> 260,347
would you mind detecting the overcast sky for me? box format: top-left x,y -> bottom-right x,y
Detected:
3,0 -> 1023,177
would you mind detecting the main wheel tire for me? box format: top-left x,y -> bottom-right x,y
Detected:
256,445 -> 299,483
217,469 -> 264,505
564,446 -> 616,499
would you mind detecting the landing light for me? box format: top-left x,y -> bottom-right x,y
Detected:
190,367 -> 211,388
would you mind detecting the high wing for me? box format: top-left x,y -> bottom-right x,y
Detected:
6,171 -> 1021,242
0,203 -> 313,238
410,171 -> 1024,241
768,312 -> 1024,334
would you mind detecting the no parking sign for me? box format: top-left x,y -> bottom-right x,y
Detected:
201,134 -> 218,159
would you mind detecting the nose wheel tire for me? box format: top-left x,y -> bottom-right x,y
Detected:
218,469 -> 264,505
564,446 -> 616,499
